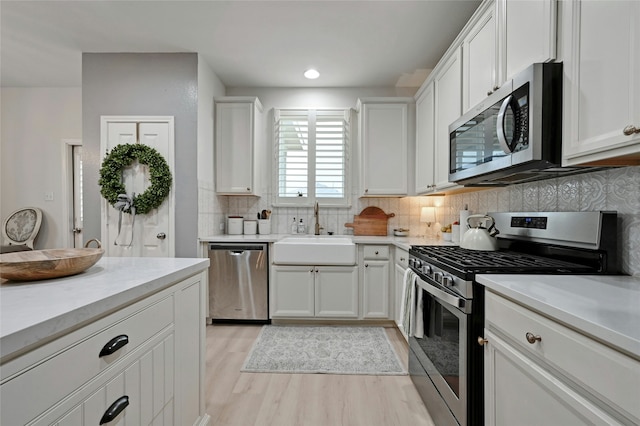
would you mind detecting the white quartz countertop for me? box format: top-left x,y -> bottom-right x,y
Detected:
199,234 -> 452,251
0,257 -> 209,360
476,274 -> 640,359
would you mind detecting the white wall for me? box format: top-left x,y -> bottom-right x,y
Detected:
0,87 -> 82,249
82,53 -> 200,257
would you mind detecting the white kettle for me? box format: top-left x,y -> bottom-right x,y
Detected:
460,214 -> 500,251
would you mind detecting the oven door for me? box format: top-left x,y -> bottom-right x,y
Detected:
410,276 -> 470,426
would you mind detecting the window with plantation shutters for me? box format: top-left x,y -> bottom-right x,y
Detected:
275,109 -> 350,206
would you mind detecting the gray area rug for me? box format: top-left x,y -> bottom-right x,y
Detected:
241,325 -> 407,375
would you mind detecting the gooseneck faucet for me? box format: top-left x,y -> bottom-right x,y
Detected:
314,201 -> 323,235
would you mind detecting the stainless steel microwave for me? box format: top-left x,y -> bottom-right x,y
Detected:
449,62 -> 569,186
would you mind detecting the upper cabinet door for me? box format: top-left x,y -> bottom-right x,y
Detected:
415,81 -> 436,194
215,98 -> 263,195
434,47 -> 463,191
463,2 -> 498,111
359,99 -> 413,196
497,0 -> 557,82
561,0 -> 640,165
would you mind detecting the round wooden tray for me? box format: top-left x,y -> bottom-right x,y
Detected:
0,239 -> 104,282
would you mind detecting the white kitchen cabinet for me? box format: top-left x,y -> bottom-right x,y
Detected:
362,261 -> 389,319
462,0 -> 556,112
483,290 -> 640,425
215,97 -> 264,195
271,265 -> 358,319
357,98 -> 414,196
39,332 -> 175,426
393,247 -> 409,335
0,272 -> 208,426
462,1 -> 498,112
560,0 -> 640,166
497,0 -> 556,83
360,245 -> 390,319
434,47 -> 463,191
414,81 -> 436,194
484,329 -> 621,426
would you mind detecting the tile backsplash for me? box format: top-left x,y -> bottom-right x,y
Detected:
200,166 -> 639,276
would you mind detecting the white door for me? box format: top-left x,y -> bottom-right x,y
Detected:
101,117 -> 175,257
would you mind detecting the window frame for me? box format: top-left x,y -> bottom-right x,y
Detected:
273,108 -> 352,208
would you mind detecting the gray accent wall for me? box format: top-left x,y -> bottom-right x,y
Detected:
82,53 -> 199,257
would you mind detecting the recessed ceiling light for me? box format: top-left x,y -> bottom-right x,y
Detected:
304,69 -> 320,79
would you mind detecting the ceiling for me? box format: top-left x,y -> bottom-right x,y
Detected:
0,0 -> 480,89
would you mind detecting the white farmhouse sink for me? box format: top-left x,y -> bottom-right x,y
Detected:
273,236 -> 356,265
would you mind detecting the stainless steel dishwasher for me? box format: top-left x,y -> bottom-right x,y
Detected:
208,243 -> 269,323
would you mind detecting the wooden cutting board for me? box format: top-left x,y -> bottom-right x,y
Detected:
344,207 -> 395,236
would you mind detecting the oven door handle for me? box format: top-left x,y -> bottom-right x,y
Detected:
416,277 -> 471,314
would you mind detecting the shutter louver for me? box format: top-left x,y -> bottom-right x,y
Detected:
277,111 -> 309,198
315,112 -> 347,198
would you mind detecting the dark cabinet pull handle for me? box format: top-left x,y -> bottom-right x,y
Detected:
99,335 -> 129,357
99,395 -> 129,424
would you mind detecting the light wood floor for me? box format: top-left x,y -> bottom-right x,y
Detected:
205,324 -> 435,426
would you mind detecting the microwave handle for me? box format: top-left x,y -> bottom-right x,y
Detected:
497,95 -> 514,154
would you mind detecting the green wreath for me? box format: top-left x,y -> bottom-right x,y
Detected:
99,144 -> 172,215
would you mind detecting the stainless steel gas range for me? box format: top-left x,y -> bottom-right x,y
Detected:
407,211 -> 619,426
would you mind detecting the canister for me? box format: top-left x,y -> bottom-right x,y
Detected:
258,219 -> 271,235
227,217 -> 243,235
243,220 -> 257,235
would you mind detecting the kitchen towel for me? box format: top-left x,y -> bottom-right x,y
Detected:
400,268 -> 423,339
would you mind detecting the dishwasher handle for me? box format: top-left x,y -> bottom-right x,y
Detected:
208,243 -> 265,251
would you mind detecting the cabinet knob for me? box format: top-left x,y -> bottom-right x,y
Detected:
487,90 -> 493,96
246,187 -> 251,191
478,337 -> 489,346
157,232 -> 166,240
525,332 -> 542,344
493,85 -> 500,91
623,125 -> 640,136
375,251 -> 379,255
100,396 -> 130,424
365,264 -> 369,267
400,257 -> 405,261
365,189 -> 369,193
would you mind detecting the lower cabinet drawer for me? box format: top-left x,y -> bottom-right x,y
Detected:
32,331 -> 176,426
363,245 -> 389,259
486,291 -> 640,422
394,247 -> 409,268
0,295 -> 174,426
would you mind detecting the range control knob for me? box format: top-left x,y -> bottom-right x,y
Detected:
421,265 -> 433,276
408,258 -> 415,268
442,275 -> 454,288
413,259 -> 423,270
433,272 -> 443,283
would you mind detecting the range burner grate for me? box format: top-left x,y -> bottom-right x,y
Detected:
410,245 -> 594,273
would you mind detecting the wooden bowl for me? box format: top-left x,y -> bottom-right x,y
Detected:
0,239 -> 104,282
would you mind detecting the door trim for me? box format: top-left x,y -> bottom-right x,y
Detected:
61,139 -> 82,248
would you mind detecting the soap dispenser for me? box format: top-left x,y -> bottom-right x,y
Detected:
291,217 -> 298,234
297,218 -> 306,234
